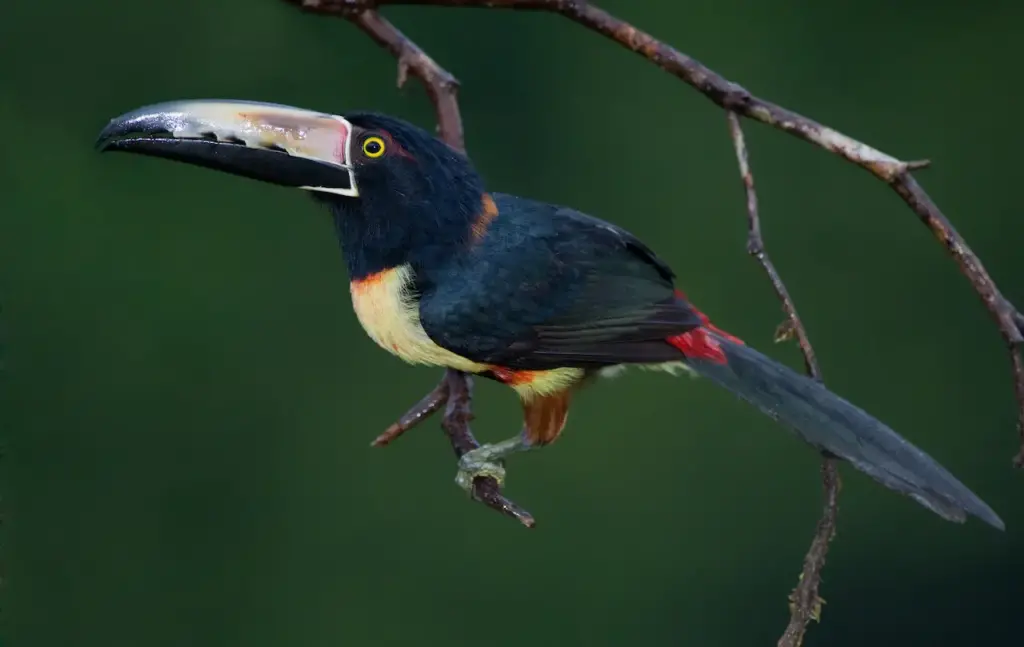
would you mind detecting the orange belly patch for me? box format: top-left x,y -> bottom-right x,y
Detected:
490,365 -> 584,401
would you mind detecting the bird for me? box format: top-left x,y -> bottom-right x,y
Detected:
96,99 -> 1004,530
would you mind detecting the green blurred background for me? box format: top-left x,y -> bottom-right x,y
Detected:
2,0 -> 1022,645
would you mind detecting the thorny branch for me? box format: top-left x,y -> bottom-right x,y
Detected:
283,0 -> 1021,643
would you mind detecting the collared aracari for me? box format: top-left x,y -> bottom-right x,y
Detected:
96,99 -> 1004,530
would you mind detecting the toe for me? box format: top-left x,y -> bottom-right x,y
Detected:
455,458 -> 506,492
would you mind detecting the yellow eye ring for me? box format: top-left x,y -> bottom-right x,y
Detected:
362,136 -> 386,158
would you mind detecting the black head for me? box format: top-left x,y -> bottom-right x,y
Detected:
96,100 -> 489,278
325,112 -> 486,278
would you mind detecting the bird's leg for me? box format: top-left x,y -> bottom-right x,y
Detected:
454,388 -> 572,493
455,428 -> 533,493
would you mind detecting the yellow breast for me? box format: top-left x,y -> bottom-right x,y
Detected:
349,264 -> 488,374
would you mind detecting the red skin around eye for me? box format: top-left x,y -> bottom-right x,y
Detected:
379,130 -> 415,160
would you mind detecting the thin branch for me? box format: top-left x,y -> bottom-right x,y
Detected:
726,112 -> 841,646
370,379 -> 448,446
346,10 -> 465,150
781,460 -> 841,647
320,5 -> 533,525
289,0 -> 1024,468
727,114 -> 819,378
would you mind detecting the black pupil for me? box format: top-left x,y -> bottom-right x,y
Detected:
366,139 -> 381,154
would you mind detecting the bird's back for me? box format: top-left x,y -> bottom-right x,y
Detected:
417,193 -> 703,369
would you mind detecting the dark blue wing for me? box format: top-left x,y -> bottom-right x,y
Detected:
418,194 -> 702,370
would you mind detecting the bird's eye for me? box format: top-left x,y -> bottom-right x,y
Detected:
362,136 -> 386,158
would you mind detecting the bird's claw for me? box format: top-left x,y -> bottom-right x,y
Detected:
455,446 -> 507,493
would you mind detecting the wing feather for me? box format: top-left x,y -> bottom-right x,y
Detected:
419,196 -> 698,370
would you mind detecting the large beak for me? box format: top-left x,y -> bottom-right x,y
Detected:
96,99 -> 359,197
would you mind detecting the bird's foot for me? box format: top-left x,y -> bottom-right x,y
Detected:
454,435 -> 530,494
455,447 -> 507,493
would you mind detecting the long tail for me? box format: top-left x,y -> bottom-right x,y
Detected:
672,330 -> 1004,530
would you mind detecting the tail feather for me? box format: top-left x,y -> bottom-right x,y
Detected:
686,335 -> 1004,530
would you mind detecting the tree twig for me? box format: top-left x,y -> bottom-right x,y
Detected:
726,112 -> 841,647
370,378 -> 448,447
727,113 -> 819,378
345,9 -> 465,150
780,460 -> 840,647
